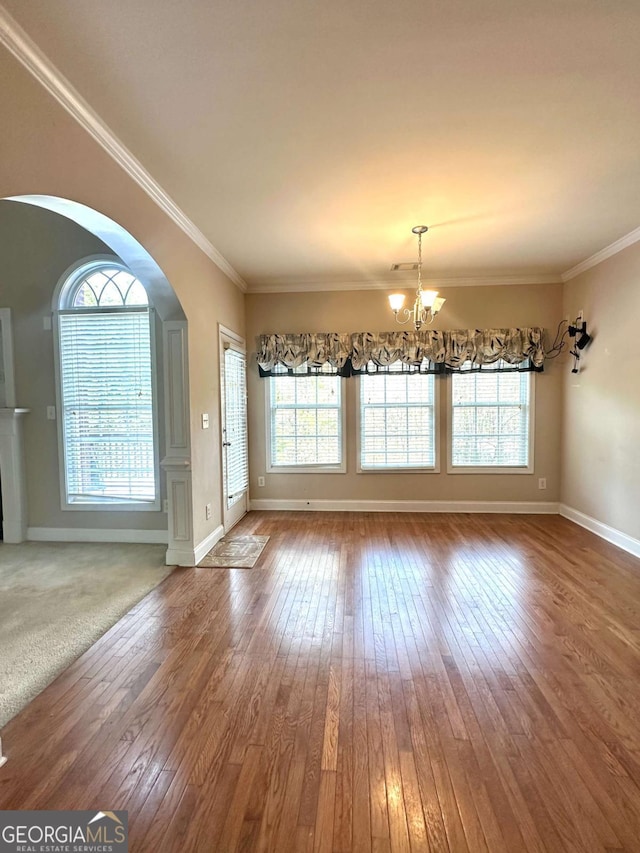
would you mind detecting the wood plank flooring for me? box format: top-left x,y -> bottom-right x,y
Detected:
2,511 -> 640,852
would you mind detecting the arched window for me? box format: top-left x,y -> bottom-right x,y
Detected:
56,260 -> 158,508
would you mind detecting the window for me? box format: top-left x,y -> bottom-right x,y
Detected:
56,262 -> 159,508
222,343 -> 249,508
268,367 -> 344,471
359,364 -> 437,470
449,368 -> 532,471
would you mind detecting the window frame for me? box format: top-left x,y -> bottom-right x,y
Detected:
446,369 -> 535,475
53,257 -> 161,511
356,368 -> 440,474
265,371 -> 346,474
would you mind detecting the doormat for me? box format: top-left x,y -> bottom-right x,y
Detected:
198,534 -> 270,568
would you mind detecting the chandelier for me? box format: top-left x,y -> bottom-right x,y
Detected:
388,226 -> 445,330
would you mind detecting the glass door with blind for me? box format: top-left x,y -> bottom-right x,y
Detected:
220,330 -> 249,531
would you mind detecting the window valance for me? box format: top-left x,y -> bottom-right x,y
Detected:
257,328 -> 545,376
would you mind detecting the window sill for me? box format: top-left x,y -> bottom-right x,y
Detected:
446,466 -> 533,475
358,466 -> 440,474
62,500 -> 161,512
266,465 -> 346,475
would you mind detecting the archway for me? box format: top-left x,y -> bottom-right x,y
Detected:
0,195 -> 195,565
6,195 -> 185,321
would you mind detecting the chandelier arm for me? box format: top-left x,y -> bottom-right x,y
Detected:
393,308 -> 414,325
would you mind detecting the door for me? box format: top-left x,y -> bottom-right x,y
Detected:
220,328 -> 249,531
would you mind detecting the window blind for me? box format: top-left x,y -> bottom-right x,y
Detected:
223,347 -> 249,507
58,309 -> 156,503
360,365 -> 436,469
269,370 -> 342,467
451,369 -> 530,467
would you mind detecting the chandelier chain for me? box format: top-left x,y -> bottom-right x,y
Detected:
388,226 -> 445,330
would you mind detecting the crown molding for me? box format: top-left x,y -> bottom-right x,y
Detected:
247,273 -> 562,294
561,225 -> 640,282
0,7 -> 247,292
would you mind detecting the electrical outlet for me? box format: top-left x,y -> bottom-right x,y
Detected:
538,478 -> 547,490
162,499 -> 169,513
43,316 -> 52,331
258,476 -> 265,487
46,405 -> 56,420
205,502 -> 212,520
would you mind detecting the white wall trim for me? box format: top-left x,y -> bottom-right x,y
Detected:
247,273 -> 562,294
249,499 -> 560,514
27,527 -> 168,544
165,546 -> 197,567
194,524 -> 225,564
0,737 -> 7,768
0,308 -> 17,407
561,226 -> 640,282
559,504 -> 640,559
0,7 -> 246,293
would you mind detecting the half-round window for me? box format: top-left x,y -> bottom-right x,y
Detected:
56,261 -> 158,508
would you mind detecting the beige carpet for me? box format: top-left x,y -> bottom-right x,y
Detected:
0,541 -> 172,729
198,534 -> 269,568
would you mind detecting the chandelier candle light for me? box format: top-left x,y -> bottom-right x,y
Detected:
389,226 -> 445,330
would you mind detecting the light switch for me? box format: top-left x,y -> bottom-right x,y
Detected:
43,316 -> 52,331
46,406 -> 56,420
201,413 -> 209,429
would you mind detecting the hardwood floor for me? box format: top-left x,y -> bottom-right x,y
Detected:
2,512 -> 640,852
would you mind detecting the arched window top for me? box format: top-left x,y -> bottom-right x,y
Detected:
55,257 -> 158,508
59,261 -> 149,309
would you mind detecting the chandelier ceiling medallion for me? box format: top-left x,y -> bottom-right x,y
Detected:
388,226 -> 445,330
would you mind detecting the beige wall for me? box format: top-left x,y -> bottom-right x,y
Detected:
562,241 -> 640,540
246,284 -> 563,504
0,46 -> 245,544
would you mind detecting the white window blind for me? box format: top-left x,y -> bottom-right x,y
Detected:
223,347 -> 249,507
360,364 -> 436,469
59,308 -> 156,503
451,369 -> 531,468
269,369 -> 342,468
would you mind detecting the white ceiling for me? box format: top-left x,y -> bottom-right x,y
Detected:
3,0 -> 640,290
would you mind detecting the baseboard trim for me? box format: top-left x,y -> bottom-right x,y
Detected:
0,737 -> 6,768
249,499 -> 560,514
165,526 -> 225,567
165,547 -> 196,566
27,527 -> 168,545
193,525 -> 225,564
559,504 -> 640,559
1,519 -> 27,544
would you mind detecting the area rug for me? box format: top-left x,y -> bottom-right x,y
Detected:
0,541 -> 172,729
198,534 -> 270,568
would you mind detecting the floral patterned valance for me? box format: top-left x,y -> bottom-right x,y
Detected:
257,328 -> 545,376
257,333 -> 352,373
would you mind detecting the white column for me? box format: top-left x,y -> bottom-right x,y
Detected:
0,408 -> 30,543
161,321 -> 195,565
